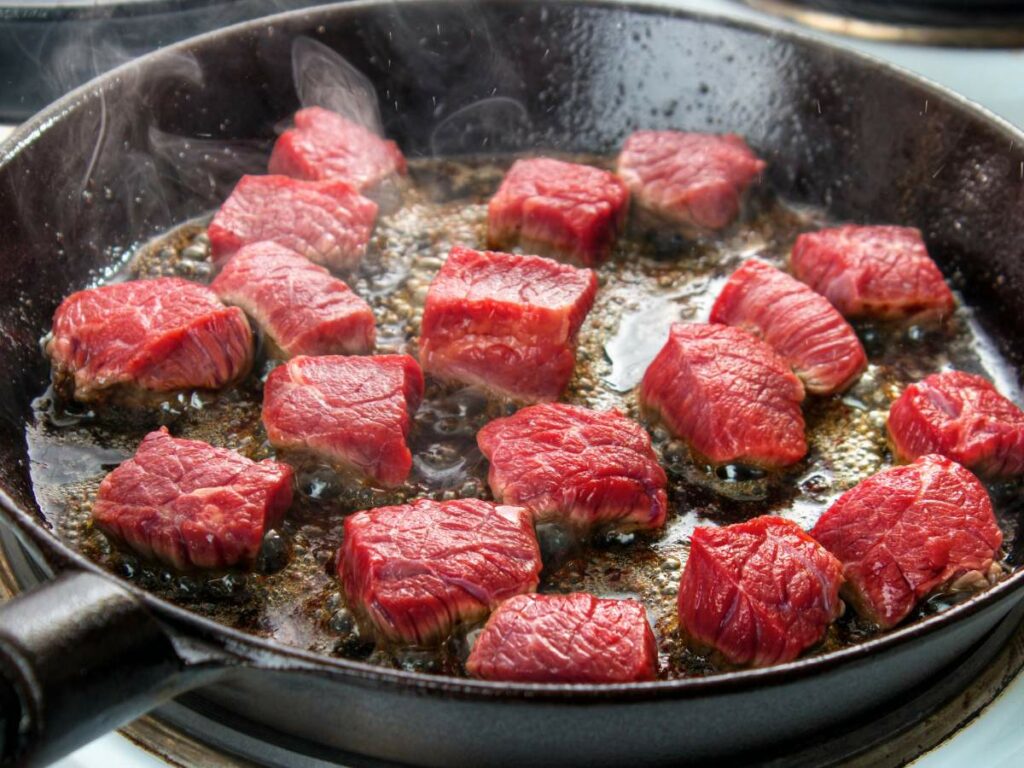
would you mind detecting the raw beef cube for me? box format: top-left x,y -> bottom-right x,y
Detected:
888,370 -> 1024,480
811,454 -> 1003,629
791,225 -> 955,320
466,592 -> 658,683
709,259 -> 866,395
261,354 -> 423,487
419,246 -> 598,403
678,516 -> 843,667
339,498 -> 542,644
487,157 -> 629,266
92,428 -> 293,570
268,107 -> 406,192
211,243 -> 375,359
616,130 -> 765,230
639,323 -> 806,469
208,174 -> 378,271
47,277 -> 253,405
477,403 -> 667,532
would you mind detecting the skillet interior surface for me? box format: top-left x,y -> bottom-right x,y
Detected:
2,0 -> 1024,700
22,154 -> 1024,683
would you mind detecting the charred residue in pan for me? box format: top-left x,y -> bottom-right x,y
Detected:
24,155 -> 1024,679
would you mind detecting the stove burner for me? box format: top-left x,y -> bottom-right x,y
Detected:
742,0 -> 1024,45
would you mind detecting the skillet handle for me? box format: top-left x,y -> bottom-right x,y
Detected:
0,570 -> 217,766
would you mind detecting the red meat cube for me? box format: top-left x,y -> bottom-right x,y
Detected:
709,259 -> 867,395
419,246 -> 598,403
487,157 -> 629,266
616,130 -> 765,230
639,323 -> 807,469
261,354 -> 423,487
211,243 -> 376,359
208,174 -> 378,272
466,592 -> 658,683
47,277 -> 253,405
339,498 -> 542,644
92,428 -> 293,570
678,516 -> 843,667
888,370 -> 1024,480
811,455 -> 1003,629
791,225 -> 955,320
477,403 -> 667,533
268,107 -> 407,193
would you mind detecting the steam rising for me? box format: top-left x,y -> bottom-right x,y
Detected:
14,9 -> 537,272
10,47 -> 213,256
430,97 -> 531,157
147,128 -> 267,200
292,37 -> 383,136
292,34 -> 532,158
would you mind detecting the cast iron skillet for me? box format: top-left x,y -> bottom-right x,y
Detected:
1,1 -> 1024,765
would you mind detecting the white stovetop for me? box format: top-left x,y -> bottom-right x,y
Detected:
34,0 -> 1024,764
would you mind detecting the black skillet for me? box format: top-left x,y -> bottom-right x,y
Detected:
1,1 -> 1024,766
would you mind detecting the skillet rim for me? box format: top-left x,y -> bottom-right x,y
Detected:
2,0 -> 1024,701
